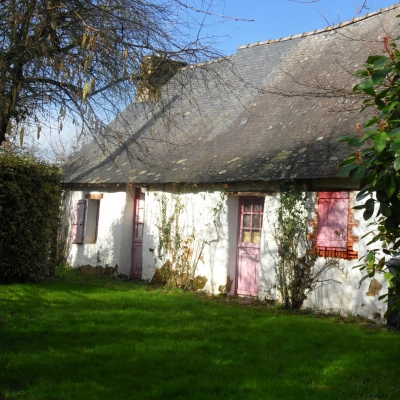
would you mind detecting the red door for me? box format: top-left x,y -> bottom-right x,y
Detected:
131,188 -> 145,278
236,197 -> 264,296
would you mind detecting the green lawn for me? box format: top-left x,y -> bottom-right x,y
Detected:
0,276 -> 399,400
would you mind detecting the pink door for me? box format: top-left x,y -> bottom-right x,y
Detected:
131,188 -> 145,278
236,197 -> 264,296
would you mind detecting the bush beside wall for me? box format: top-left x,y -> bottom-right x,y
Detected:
0,154 -> 64,283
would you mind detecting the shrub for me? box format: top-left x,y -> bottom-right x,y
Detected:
0,154 -> 63,283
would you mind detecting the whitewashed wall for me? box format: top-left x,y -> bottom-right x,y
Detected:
142,188 -> 239,294
143,186 -> 387,320
258,191 -> 387,321
303,191 -> 387,321
67,188 -> 134,275
66,184 -> 387,320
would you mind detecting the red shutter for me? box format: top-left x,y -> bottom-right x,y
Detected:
71,200 -> 86,244
317,192 -> 349,250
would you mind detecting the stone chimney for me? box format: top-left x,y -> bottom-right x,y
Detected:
135,56 -> 186,102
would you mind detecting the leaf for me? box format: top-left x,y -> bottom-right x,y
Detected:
354,69 -> 370,77
339,157 -> 357,166
385,214 -> 399,231
366,55 -> 387,65
393,239 -> 400,250
363,208 -> 374,220
339,163 -> 358,177
388,127 -> 400,137
374,131 -> 388,152
365,116 -> 379,127
376,190 -> 388,203
356,189 -> 370,202
394,156 -> 400,171
349,165 -> 366,182
391,195 -> 400,218
338,134 -> 357,142
353,78 -> 375,96
379,203 -> 392,217
386,174 -> 397,198
339,135 -> 363,146
371,69 -> 389,85
364,198 -> 375,211
389,139 -> 400,151
362,130 -> 380,140
359,274 -> 373,285
372,56 -> 391,69
375,88 -> 391,108
384,101 -> 398,115
377,257 -> 386,271
384,272 -> 396,289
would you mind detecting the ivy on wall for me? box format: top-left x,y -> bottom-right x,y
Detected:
272,182 -> 342,309
153,191 -> 226,290
0,154 -> 64,283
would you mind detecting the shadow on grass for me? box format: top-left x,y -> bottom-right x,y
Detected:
0,279 -> 400,399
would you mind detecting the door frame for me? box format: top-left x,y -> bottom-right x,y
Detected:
236,196 -> 264,296
131,188 -> 145,278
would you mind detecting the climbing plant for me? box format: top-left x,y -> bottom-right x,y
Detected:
153,191 -> 226,290
273,182 -> 341,309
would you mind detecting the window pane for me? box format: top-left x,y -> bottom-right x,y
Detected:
242,230 -> 251,243
244,199 -> 252,212
243,214 -> 251,228
252,231 -> 261,244
254,198 -> 263,212
252,214 -> 261,228
137,223 -> 143,238
137,209 -> 145,223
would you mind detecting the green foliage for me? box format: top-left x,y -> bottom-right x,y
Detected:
273,182 -> 340,309
0,153 -> 63,283
339,31 -> 400,310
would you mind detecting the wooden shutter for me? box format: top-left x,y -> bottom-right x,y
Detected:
71,200 -> 86,244
317,192 -> 349,250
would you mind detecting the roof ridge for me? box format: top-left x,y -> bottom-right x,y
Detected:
238,3 -> 400,50
180,55 -> 233,71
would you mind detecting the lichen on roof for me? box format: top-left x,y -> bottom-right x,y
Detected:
64,4 -> 400,185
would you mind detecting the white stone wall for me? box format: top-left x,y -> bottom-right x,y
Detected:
65,184 -> 387,320
66,188 -> 134,275
142,188 -> 238,294
302,191 -> 387,321
142,186 -> 387,320
258,191 -> 387,321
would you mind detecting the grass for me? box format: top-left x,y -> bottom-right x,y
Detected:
1,273 -> 400,400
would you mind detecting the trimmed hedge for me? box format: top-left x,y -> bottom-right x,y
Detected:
0,154 -> 64,283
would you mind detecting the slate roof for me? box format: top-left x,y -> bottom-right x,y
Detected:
65,4 -> 400,185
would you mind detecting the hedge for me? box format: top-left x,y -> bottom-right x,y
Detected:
0,154 -> 64,283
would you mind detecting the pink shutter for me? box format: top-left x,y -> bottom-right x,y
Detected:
317,192 -> 349,250
71,200 -> 86,244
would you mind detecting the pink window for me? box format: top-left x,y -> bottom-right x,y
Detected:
316,192 -> 349,250
71,200 -> 86,244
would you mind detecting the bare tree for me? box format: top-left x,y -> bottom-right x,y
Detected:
0,0 -> 234,149
289,0 -> 370,14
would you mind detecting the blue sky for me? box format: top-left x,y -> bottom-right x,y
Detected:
205,0 -> 399,55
